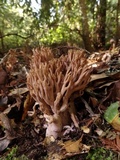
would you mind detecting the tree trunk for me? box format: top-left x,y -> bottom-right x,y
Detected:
0,30 -> 5,53
96,0 -> 107,49
79,0 -> 94,52
116,0 -> 120,45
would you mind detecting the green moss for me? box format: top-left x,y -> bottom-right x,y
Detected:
0,146 -> 29,160
86,147 -> 115,160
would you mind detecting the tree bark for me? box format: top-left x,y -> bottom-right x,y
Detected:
0,30 -> 5,53
116,0 -> 120,45
96,0 -> 107,49
79,0 -> 94,52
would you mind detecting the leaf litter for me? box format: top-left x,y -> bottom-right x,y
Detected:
0,47 -> 120,159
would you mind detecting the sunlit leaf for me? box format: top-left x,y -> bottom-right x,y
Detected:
104,101 -> 120,131
104,101 -> 119,123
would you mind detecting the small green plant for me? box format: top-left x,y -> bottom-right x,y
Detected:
0,146 -> 29,160
0,146 -> 18,160
86,147 -> 114,160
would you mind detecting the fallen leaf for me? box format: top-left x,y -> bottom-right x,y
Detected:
0,66 -> 8,85
90,73 -> 108,82
111,115 -> 120,131
89,97 -> 98,108
63,138 -> 83,153
104,101 -> 120,131
0,112 -> 13,131
0,137 -> 11,152
0,96 -> 8,112
112,80 -> 120,100
101,136 -> 120,151
22,93 -> 35,120
0,113 -> 16,151
81,126 -> 90,133
95,128 -> 104,136
8,87 -> 28,96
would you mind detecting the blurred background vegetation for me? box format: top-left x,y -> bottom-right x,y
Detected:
0,0 -> 120,56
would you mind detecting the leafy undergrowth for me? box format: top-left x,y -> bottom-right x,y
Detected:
0,47 -> 120,159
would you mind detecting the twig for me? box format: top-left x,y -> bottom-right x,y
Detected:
80,97 -> 95,117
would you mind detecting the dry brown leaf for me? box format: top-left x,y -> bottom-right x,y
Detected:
0,138 -> 11,152
89,97 -> 98,108
62,138 -> 83,153
112,80 -> 120,100
5,49 -> 18,72
0,113 -> 16,151
101,133 -> 120,151
95,128 -> 104,136
90,73 -> 108,82
116,134 -> 120,148
22,93 -> 35,120
111,114 -> 120,131
61,136 -> 90,154
44,135 -> 91,160
101,138 -> 120,151
8,87 -> 28,96
0,112 -> 13,131
81,126 -> 90,133
0,96 -> 8,112
0,66 -> 8,85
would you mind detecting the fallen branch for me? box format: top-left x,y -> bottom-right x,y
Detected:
0,33 -> 33,39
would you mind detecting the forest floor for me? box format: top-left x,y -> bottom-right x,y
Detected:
0,47 -> 120,160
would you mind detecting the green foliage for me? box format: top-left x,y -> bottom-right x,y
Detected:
0,0 -> 119,52
86,147 -> 115,160
0,1 -> 35,52
104,101 -> 119,123
0,146 -> 29,160
1,146 -> 18,160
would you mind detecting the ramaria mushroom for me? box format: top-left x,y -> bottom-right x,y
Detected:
27,47 -> 91,138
